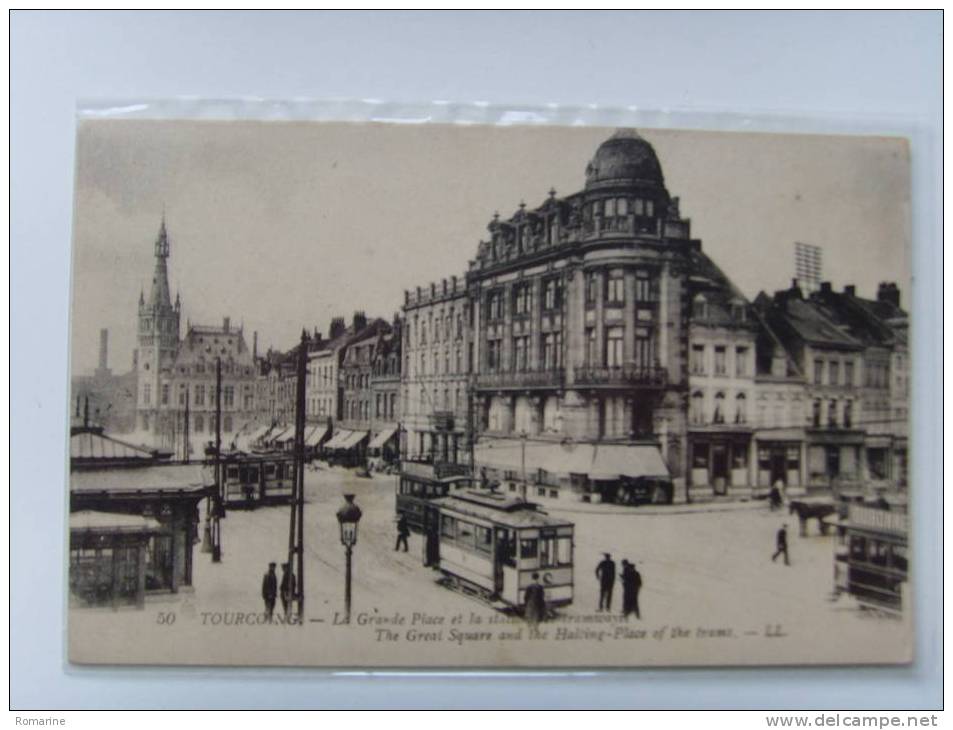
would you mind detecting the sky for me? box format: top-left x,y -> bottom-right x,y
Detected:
69,120 -> 911,376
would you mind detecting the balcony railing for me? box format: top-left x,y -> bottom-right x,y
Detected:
574,364 -> 667,387
475,369 -> 565,390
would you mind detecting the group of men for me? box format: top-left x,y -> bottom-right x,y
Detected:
261,561 -> 297,620
595,553 -> 642,619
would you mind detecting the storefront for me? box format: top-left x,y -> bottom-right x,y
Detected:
753,429 -> 804,495
687,430 -> 752,498
367,426 -> 399,470
806,429 -> 865,492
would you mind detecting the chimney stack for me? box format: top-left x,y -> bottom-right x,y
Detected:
819,281 -> 832,294
844,285 -> 856,297
330,316 -> 346,340
353,310 -> 367,332
253,331 -> 258,359
223,316 -> 231,333
97,328 -> 109,374
877,282 -> 901,308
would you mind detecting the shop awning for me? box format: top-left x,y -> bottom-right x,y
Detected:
322,430 -> 349,450
368,427 -> 398,450
590,444 -> 670,480
304,425 -> 328,447
266,426 -> 290,445
474,439 -> 670,480
340,430 -> 368,450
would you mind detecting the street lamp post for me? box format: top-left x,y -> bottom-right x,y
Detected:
336,494 -> 363,624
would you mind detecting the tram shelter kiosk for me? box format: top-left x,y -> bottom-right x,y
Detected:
428,490 -> 575,610
69,464 -> 215,608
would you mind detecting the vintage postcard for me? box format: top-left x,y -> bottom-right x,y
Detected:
68,117 -> 912,667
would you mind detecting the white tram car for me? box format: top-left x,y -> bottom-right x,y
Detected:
425,489 -> 575,610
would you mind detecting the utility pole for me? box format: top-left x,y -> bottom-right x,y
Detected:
183,388 -> 190,464
467,383 -> 475,479
212,356 -> 223,562
288,330 -> 309,620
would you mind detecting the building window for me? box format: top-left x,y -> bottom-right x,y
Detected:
828,399 -> 838,428
606,327 -> 624,367
713,392 -> 725,424
585,272 -> 599,306
161,384 -> 169,406
487,339 -> 502,372
714,346 -> 727,376
690,345 -> 705,375
735,393 -> 747,424
512,335 -> 529,371
634,328 -> 652,368
194,414 -> 204,433
586,328 -> 599,366
444,348 -> 450,374
634,271 -> 653,302
814,359 -> 824,385
690,391 -> 705,425
543,278 -> 563,310
543,332 -> 563,370
605,273 -> 624,305
487,290 -> 504,320
143,383 -> 151,406
513,283 -> 530,316
692,294 -> 708,320
844,400 -> 853,428
868,448 -> 888,480
829,361 -> 840,387
223,415 -> 233,433
735,347 -> 749,377
455,347 -> 462,374
844,361 -> 854,388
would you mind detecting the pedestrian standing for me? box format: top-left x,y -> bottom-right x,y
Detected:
395,514 -> 410,552
523,572 -> 547,629
261,562 -> 278,621
631,563 -> 642,619
620,560 -> 635,618
279,562 -> 296,618
771,524 -> 790,566
595,553 -> 616,612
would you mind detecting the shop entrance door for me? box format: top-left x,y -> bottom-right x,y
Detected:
770,449 -> 787,486
712,445 -> 729,494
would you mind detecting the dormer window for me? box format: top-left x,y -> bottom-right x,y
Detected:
730,299 -> 747,322
692,294 -> 709,320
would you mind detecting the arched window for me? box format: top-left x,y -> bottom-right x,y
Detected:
735,393 -> 747,424
690,391 -> 705,425
713,392 -> 725,424
692,294 -> 708,320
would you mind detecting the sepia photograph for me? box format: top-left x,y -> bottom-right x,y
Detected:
66,119 -> 913,668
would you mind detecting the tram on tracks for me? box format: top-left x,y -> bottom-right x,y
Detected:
220,451 -> 296,508
423,488 -> 575,612
396,460 -> 473,532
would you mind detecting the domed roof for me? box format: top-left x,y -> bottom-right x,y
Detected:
585,129 -> 664,189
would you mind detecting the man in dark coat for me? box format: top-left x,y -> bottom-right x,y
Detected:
620,560 -> 635,618
771,524 -> 790,566
523,572 -> 547,629
279,562 -> 296,618
630,563 -> 643,619
395,515 -> 410,552
261,562 -> 278,621
595,553 -> 616,612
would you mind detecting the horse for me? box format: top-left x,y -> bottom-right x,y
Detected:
788,500 -> 837,536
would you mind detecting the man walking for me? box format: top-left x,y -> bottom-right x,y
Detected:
261,562 -> 278,621
595,553 -> 616,612
279,562 -> 296,618
395,514 -> 410,552
771,524 -> 790,566
523,572 -> 547,629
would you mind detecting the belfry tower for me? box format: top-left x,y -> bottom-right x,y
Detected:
135,217 -> 181,432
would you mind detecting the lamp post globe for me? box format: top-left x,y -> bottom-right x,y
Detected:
336,494 -> 362,623
336,494 -> 362,547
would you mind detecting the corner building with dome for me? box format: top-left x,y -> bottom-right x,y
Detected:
461,129 -> 752,504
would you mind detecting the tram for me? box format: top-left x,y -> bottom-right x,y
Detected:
424,488 -> 574,611
834,503 -> 908,613
396,460 -> 473,532
220,452 -> 296,508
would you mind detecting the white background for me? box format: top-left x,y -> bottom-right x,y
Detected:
10,10 -> 942,709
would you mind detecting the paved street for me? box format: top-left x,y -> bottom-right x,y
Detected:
70,464 -> 910,667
